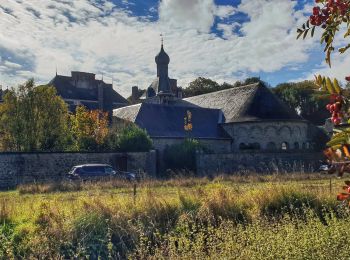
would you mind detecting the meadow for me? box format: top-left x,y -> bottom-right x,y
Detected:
1,173 -> 350,259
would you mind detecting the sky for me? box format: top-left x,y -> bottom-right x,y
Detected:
0,0 -> 349,97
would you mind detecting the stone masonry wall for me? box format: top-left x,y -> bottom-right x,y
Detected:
196,151 -> 323,176
223,121 -> 310,152
0,151 -> 157,189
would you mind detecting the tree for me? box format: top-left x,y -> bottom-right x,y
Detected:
70,106 -> 109,151
273,81 -> 329,125
163,139 -> 208,171
0,80 -> 69,152
183,77 -> 261,98
117,123 -> 152,152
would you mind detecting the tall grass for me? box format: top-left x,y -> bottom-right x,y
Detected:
0,174 -> 348,259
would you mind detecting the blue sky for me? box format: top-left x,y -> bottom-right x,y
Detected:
0,0 -> 348,97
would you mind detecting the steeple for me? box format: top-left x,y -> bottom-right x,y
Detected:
155,35 -> 171,95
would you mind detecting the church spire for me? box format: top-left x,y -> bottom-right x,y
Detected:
155,35 -> 171,95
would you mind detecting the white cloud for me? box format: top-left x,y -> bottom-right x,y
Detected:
0,0 -> 317,97
158,0 -> 216,33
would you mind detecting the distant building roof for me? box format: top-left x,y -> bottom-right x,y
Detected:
114,102 -> 229,139
184,82 -> 302,123
48,72 -> 128,112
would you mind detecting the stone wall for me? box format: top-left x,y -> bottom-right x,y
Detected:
196,151 -> 324,176
223,121 -> 311,152
0,151 -> 157,189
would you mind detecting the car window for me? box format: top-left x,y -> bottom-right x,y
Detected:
81,166 -> 107,175
105,167 -> 114,174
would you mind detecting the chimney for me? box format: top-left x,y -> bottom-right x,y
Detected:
98,83 -> 104,110
132,86 -> 138,103
177,87 -> 183,99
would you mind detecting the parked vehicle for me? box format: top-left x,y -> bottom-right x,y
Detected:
66,164 -> 116,181
66,164 -> 136,181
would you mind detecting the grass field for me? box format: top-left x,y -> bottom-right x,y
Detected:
1,173 -> 350,259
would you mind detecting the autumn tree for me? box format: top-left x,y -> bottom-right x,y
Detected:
70,106 -> 109,151
0,79 -> 69,151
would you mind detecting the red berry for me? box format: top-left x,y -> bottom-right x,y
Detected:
333,117 -> 341,125
336,95 -> 343,102
334,102 -> 341,112
345,76 -> 350,81
313,6 -> 320,15
326,104 -> 332,111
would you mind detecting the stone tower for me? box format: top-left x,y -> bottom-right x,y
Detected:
155,43 -> 173,102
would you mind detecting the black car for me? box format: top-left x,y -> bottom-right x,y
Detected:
66,164 -> 117,181
66,164 -> 136,181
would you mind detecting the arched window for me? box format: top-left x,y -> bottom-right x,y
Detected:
281,142 -> 289,150
239,143 -> 246,150
306,142 -> 311,150
294,142 -> 300,150
302,142 -> 306,150
252,142 -> 261,150
266,142 -> 276,150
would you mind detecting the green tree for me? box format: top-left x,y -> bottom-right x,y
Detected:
0,79 -> 69,151
273,80 -> 329,125
163,139 -> 208,171
183,77 -> 262,97
117,123 -> 152,152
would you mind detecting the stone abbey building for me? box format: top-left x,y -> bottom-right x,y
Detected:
113,44 -> 325,160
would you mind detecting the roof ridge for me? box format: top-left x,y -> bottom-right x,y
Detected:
184,82 -> 261,100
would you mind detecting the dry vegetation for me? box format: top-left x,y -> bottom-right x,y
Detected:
1,173 -> 350,259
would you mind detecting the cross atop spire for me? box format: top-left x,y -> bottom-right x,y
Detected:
160,33 -> 164,46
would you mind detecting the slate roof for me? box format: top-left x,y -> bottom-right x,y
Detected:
184,82 -> 302,123
49,75 -> 97,100
49,75 -> 128,104
113,103 -> 228,139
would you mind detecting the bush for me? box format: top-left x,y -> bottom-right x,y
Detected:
117,124 -> 153,152
163,139 -> 207,171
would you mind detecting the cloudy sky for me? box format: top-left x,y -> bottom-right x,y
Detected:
0,0 -> 349,97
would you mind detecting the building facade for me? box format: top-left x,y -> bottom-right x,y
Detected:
113,44 -> 327,156
49,71 -> 128,115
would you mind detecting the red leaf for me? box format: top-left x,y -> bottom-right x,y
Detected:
337,193 -> 350,201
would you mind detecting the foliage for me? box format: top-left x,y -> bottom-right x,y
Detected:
164,139 -> 208,171
183,77 -> 261,98
0,177 -> 349,259
70,106 -> 109,151
117,123 -> 153,152
0,80 -> 69,152
297,0 -> 350,66
298,2 -> 350,202
273,80 -> 330,125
